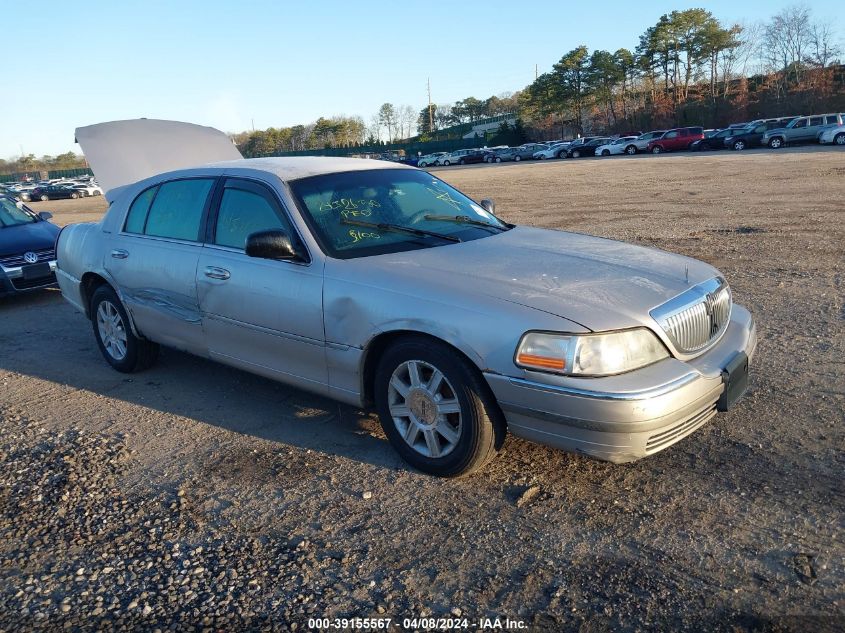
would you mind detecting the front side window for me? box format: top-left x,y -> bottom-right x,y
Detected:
792,118 -> 807,129
143,179 -> 214,241
665,131 -> 679,139
214,185 -> 292,249
290,169 -> 509,259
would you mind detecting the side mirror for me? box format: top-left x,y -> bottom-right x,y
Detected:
245,229 -> 300,261
38,211 -> 53,220
480,199 -> 496,214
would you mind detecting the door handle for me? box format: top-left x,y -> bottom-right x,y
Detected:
110,249 -> 129,259
204,266 -> 230,280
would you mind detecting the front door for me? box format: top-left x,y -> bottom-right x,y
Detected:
196,177 -> 327,394
104,177 -> 215,356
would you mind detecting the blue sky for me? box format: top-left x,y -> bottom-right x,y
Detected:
2,0 -> 841,157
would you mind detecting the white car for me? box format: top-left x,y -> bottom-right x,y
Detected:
533,142 -> 570,159
595,137 -> 640,157
72,183 -> 104,196
818,124 -> 845,145
418,152 -> 447,168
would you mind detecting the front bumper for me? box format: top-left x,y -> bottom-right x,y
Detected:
0,260 -> 58,296
485,305 -> 757,463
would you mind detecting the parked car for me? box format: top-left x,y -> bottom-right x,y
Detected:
647,127 -> 705,153
724,118 -> 797,150
567,137 -> 614,158
818,124 -> 845,146
29,185 -> 84,201
691,128 -> 736,151
492,146 -> 540,162
561,137 -> 599,158
456,149 -> 493,165
533,142 -> 570,159
621,131 -> 666,155
594,136 -> 639,156
516,143 -> 549,159
0,196 -> 59,297
61,118 -> 756,477
761,113 -> 845,148
418,152 -> 447,168
438,149 -> 476,166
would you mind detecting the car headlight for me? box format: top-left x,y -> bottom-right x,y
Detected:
515,328 -> 669,376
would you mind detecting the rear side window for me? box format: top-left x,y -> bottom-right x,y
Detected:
809,116 -> 823,126
144,179 -> 214,241
825,115 -> 838,124
124,186 -> 157,234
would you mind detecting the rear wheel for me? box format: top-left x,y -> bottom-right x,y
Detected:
374,337 -> 505,477
443,160 -> 451,166
70,192 -> 79,199
572,150 -> 581,158
733,140 -> 746,151
40,194 -> 49,201
625,145 -> 637,155
90,285 -> 159,373
601,149 -> 610,156
495,157 -> 502,163
514,155 -> 521,161
651,146 -> 663,154
557,150 -> 567,158
835,133 -> 845,146
769,137 -> 783,149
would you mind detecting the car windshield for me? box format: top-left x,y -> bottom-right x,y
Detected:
0,197 -> 37,228
289,169 -> 509,259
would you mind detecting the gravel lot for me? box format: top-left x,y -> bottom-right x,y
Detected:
2,148 -> 844,631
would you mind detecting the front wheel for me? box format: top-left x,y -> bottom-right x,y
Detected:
572,150 -> 581,158
495,157 -> 502,163
651,146 -> 662,154
625,145 -> 637,155
40,194 -> 49,201
557,150 -> 567,158
733,140 -> 746,151
90,285 -> 159,373
514,155 -> 521,161
834,133 -> 845,146
601,150 -> 610,156
769,137 -> 783,149
458,159 -> 465,165
443,160 -> 451,166
70,192 -> 79,199
374,337 -> 505,477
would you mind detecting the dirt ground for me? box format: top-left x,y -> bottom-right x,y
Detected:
2,148 -> 844,631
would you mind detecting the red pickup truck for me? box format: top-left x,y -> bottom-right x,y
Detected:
647,127 -> 704,153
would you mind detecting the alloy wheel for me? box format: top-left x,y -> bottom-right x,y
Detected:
387,359 -> 462,459
96,300 -> 128,361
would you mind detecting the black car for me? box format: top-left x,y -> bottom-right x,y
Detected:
458,149 -> 494,165
29,185 -> 83,201
567,137 -> 612,158
692,128 -> 736,150
724,118 -> 798,151
0,196 -> 60,296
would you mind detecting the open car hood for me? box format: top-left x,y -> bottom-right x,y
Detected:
75,119 -> 243,202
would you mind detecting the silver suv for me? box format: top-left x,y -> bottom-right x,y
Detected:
761,113 -> 845,148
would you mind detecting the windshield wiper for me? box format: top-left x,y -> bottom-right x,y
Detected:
342,218 -> 461,243
424,214 -> 508,232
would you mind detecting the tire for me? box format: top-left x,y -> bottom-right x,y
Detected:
70,192 -> 79,199
540,154 -> 547,159
374,336 -> 505,477
93,190 -> 101,196
572,150 -> 581,158
835,133 -> 845,146
733,140 -> 746,151
443,160 -> 451,166
625,145 -> 637,155
90,285 -> 159,373
495,157 -> 502,163
769,137 -> 783,149
458,159 -> 465,165
651,146 -> 662,154
601,150 -> 610,156
40,194 -> 49,201
557,150 -> 567,158
514,155 -> 521,161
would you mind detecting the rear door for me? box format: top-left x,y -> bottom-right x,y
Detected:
196,177 -> 327,393
104,177 -> 215,356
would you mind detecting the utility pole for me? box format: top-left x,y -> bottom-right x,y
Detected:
535,64 -> 538,80
427,77 -> 433,133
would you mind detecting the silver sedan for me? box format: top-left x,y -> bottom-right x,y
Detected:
57,119 -> 756,477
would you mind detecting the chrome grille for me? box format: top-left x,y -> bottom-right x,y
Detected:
0,247 -> 56,268
650,277 -> 732,355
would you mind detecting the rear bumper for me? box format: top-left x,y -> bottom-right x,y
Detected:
56,268 -> 87,313
485,305 -> 757,463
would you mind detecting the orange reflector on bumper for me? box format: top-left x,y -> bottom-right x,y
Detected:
516,353 -> 566,371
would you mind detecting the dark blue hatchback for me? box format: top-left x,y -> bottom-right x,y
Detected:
0,196 -> 60,296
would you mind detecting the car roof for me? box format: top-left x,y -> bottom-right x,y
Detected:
207,157 -> 413,181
